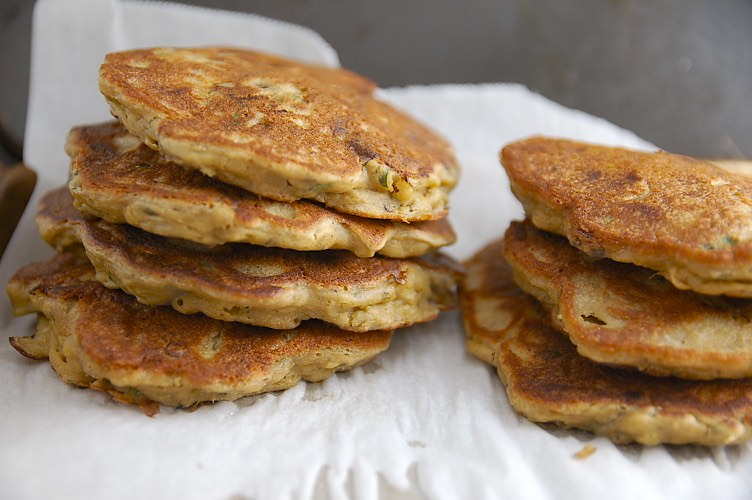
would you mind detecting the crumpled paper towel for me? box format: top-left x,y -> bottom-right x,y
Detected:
1,1 -> 750,499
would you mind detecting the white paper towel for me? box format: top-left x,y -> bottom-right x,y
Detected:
1,1 -> 750,499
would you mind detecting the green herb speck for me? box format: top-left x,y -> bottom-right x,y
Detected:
308,183 -> 331,194
379,171 -> 389,188
723,235 -> 739,246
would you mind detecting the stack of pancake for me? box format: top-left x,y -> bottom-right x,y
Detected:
7,47 -> 461,415
461,136 -> 752,446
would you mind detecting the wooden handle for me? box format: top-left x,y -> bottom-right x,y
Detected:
0,163 -> 37,259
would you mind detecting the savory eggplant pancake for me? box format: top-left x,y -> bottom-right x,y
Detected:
460,238 -> 752,446
504,220 -> 752,380
65,122 -> 455,258
7,252 -> 392,414
99,47 -> 459,221
501,137 -> 752,297
37,188 -> 460,332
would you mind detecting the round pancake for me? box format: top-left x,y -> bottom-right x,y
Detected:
460,238 -> 752,446
504,220 -> 752,379
65,121 -> 455,258
99,47 -> 459,221
37,188 -> 460,332
501,136 -> 752,297
7,252 -> 392,413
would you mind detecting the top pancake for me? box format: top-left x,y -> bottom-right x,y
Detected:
501,136 -> 752,297
99,47 -> 459,221
7,252 -> 391,412
504,220 -> 752,380
66,121 -> 455,257
460,237 -> 752,446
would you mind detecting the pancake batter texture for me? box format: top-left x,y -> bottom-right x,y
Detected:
502,136 -> 752,297
8,253 -> 392,415
460,239 -> 752,446
6,47 -> 461,413
503,220 -> 752,380
37,188 -> 459,332
459,136 -> 752,445
66,122 -> 455,257
99,47 -> 460,221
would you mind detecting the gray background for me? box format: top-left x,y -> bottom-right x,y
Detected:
1,0 -> 751,165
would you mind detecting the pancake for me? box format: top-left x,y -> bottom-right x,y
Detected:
99,47 -> 459,221
37,188 -> 460,332
504,220 -> 752,379
501,136 -> 752,297
7,252 -> 392,413
460,238 -> 752,446
66,122 -> 455,258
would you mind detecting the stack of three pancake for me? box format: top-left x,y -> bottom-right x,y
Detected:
461,137 -> 752,446
7,47 -> 461,415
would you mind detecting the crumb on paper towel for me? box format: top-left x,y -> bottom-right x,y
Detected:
573,444 -> 597,459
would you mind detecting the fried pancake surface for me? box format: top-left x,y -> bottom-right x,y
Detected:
38,188 -> 460,332
504,221 -> 752,379
66,122 -> 455,257
7,252 -> 392,412
99,47 -> 459,221
460,238 -> 752,446
501,137 -> 752,297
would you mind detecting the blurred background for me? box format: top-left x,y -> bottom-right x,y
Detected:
1,0 -> 750,164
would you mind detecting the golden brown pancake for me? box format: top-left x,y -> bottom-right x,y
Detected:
7,252 -> 392,413
504,220 -> 752,379
99,47 -> 459,221
501,137 -> 752,297
460,238 -> 752,446
66,122 -> 455,257
37,188 -> 460,332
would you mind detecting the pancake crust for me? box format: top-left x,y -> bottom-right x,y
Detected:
7,253 -> 392,413
504,220 -> 752,379
66,122 -> 455,257
38,188 -> 460,332
501,137 -> 752,297
460,238 -> 752,446
99,47 -> 459,221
